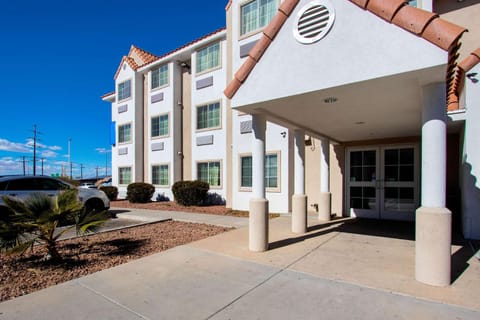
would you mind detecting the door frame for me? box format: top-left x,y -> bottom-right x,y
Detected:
345,143 -> 420,221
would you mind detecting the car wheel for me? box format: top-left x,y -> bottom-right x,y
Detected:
84,198 -> 105,214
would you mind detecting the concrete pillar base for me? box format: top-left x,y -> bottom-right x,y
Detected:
249,198 -> 269,252
318,192 -> 331,221
415,206 -> 452,287
292,194 -> 308,234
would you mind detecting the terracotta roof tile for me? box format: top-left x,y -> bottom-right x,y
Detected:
422,18 -> 467,51
235,56 -> 257,83
367,0 -> 407,22
129,45 -> 158,65
113,56 -> 139,80
101,91 -> 115,99
249,35 -> 272,62
225,0 -> 232,11
392,5 -> 438,35
279,0 -> 300,16
141,27 -> 226,69
458,49 -> 480,72
350,0 -> 370,9
263,10 -> 288,41
224,77 -> 242,99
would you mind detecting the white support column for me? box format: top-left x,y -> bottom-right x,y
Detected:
249,114 -> 269,252
319,138 -> 331,221
415,82 -> 452,287
292,129 -> 307,233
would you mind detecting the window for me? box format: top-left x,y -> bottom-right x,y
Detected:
408,0 -> 417,7
152,165 -> 169,186
119,167 -> 132,185
265,154 -> 278,188
117,80 -> 131,101
196,42 -> 220,73
240,156 -> 253,188
151,114 -> 169,138
239,153 -> 279,189
118,123 -> 131,144
197,102 -> 220,130
151,65 -> 168,89
241,0 -> 277,36
197,161 -> 221,187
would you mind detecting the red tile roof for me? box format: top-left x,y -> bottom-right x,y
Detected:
224,0 -> 468,114
448,48 -> 480,111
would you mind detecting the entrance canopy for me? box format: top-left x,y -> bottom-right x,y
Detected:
225,0 -> 466,142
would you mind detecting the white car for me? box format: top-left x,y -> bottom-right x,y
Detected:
79,182 -> 97,189
0,175 -> 110,214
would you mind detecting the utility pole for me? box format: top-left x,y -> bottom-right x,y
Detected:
80,164 -> 85,179
70,162 -> 73,179
22,156 -> 26,175
95,166 -> 99,179
68,138 -> 72,179
31,125 -> 41,176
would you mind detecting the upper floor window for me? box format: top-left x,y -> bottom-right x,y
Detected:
197,102 -> 221,130
408,0 -> 417,7
151,114 -> 169,138
117,80 -> 131,101
151,65 -> 168,89
118,123 -> 131,144
241,0 -> 278,36
196,42 -> 220,74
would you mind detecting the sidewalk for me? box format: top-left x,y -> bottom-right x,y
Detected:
1,209 -> 479,319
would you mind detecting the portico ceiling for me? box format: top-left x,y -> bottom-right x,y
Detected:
235,64 -> 446,143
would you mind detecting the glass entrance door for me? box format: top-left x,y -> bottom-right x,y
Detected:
347,145 -> 418,221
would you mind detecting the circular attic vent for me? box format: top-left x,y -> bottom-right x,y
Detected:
293,0 -> 335,44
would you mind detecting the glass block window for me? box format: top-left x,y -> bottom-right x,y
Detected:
196,42 -> 220,73
152,165 -> 169,186
118,123 -> 131,144
151,114 -> 169,138
151,65 -> 168,89
119,167 -> 131,185
241,0 -> 277,35
197,102 -> 220,130
117,80 -> 131,101
197,161 -> 221,187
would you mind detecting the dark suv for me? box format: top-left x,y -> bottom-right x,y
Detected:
0,175 -> 110,214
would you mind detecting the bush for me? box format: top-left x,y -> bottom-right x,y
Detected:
127,183 -> 155,203
172,180 -> 209,206
100,186 -> 118,201
203,192 -> 226,206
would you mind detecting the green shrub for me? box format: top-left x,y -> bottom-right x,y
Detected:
100,186 -> 118,201
172,180 -> 209,206
127,183 -> 155,203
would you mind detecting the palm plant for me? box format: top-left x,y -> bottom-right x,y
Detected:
0,189 -> 109,262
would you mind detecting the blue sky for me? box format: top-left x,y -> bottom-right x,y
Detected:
0,0 -> 226,178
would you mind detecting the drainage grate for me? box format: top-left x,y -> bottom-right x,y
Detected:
294,0 -> 335,44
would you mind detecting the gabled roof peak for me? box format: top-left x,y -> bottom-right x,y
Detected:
128,45 -> 158,66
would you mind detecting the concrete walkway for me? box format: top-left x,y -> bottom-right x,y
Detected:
1,209 -> 479,320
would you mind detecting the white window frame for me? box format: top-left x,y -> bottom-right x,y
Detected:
196,42 -> 221,74
238,151 -> 281,192
239,0 -> 279,37
151,113 -> 170,139
118,167 -> 132,185
196,101 -> 222,131
151,163 -> 169,187
117,79 -> 132,102
151,64 -> 169,90
197,160 -> 222,189
118,122 -> 132,144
